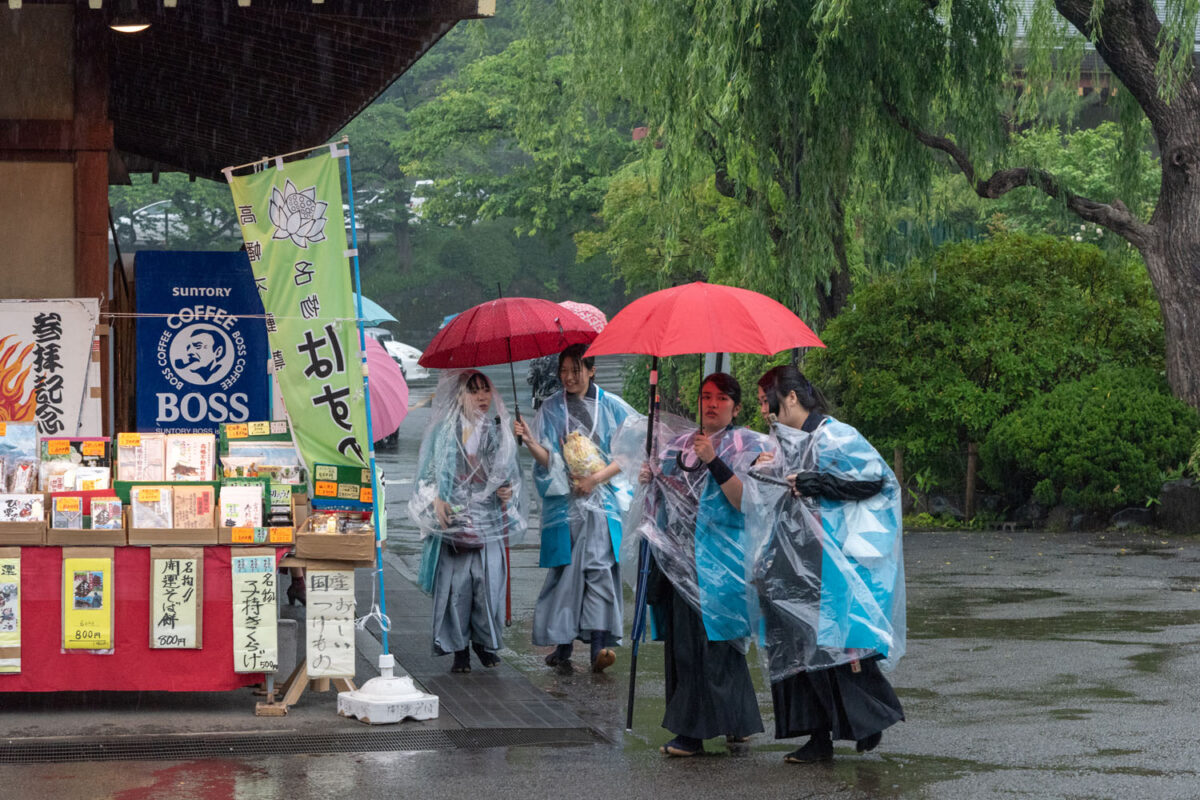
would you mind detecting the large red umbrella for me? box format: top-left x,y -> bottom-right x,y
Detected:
365,337 -> 409,442
585,281 -> 824,357
585,281 -> 823,733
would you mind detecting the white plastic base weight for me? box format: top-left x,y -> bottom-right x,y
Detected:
337,653 -> 439,725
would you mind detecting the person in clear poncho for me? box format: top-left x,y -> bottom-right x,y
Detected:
409,370 -> 526,674
512,343 -> 639,674
743,365 -> 905,763
634,373 -> 771,757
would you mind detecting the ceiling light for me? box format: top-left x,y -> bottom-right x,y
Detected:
110,0 -> 150,34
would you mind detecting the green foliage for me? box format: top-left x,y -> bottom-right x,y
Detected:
1188,434 -> 1200,481
981,367 -> 1199,513
109,173 -> 238,251
808,234 -> 1164,488
563,0 -> 1028,319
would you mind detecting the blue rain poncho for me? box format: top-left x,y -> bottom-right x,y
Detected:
529,384 -> 639,569
743,416 -> 906,682
621,413 -> 771,645
409,371 -> 527,595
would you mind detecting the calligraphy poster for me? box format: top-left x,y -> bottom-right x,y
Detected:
149,548 -> 202,649
230,548 -> 278,673
0,299 -> 101,436
62,547 -> 114,651
134,252 -> 269,434
226,152 -> 369,477
305,569 -> 356,678
0,549 -> 20,673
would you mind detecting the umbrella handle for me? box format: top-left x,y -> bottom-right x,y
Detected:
676,434 -> 706,473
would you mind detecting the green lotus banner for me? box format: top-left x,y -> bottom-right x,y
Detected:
226,152 -> 369,475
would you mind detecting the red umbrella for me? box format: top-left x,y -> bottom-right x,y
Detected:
419,297 -> 598,368
558,300 -> 607,334
365,337 -> 409,441
585,281 -> 824,357
585,281 -> 823,733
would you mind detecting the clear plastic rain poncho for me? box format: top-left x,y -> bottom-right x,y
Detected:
743,417 -> 906,682
408,370 -> 527,550
529,384 -> 639,568
616,412 -> 772,645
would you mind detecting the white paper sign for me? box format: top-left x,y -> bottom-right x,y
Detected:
0,298 -> 101,435
231,552 -> 278,673
150,555 -> 200,648
306,569 -> 355,678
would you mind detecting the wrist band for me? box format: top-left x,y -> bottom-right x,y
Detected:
707,456 -> 735,485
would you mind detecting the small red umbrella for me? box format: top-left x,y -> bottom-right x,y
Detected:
558,300 -> 607,334
585,281 -> 824,357
419,297 -> 598,369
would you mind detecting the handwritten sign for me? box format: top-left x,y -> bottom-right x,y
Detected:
0,551 -> 20,673
306,569 -> 356,678
62,549 -> 114,651
230,550 -> 277,673
150,549 -> 201,649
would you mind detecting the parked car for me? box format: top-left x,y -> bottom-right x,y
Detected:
364,327 -> 430,380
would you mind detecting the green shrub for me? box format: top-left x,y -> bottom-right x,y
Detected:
808,234 -> 1164,491
980,367 -> 1198,513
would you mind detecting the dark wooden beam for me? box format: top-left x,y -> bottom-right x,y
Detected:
74,7 -> 112,434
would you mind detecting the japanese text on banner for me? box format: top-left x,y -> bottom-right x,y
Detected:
226,153 -> 369,476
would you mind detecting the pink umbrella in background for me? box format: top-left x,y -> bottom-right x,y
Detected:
365,336 -> 409,441
558,300 -> 607,333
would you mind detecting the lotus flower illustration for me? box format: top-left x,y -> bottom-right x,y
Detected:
268,179 -> 328,248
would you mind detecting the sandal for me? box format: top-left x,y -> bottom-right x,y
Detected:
783,732 -> 833,763
451,648 -> 471,674
591,648 -> 616,673
659,735 -> 704,757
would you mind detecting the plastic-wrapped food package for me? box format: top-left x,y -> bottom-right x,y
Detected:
407,371 -> 527,549
743,418 -> 906,681
528,384 -> 638,540
622,411 -> 771,645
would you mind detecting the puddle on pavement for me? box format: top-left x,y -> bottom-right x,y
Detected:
910,598 -> 1200,640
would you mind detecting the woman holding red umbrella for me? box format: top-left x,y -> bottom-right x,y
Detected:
635,373 -> 771,757
513,343 -> 640,674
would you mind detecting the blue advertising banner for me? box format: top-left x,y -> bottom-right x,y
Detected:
135,251 -> 269,433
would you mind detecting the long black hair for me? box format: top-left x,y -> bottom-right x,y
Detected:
757,365 -> 828,417
700,371 -> 742,407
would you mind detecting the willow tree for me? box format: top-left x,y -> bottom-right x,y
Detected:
562,0 -> 1200,412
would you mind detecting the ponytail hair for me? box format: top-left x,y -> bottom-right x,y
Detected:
757,365 -> 828,417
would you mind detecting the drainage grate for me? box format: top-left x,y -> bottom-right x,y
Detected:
0,726 -> 604,765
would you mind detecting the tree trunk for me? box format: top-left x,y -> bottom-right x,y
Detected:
1142,244 -> 1200,412
1144,125 -> 1200,413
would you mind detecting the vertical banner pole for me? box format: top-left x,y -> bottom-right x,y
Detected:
344,146 -> 390,658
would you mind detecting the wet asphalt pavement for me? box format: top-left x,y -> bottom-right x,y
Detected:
3,361 -> 1199,799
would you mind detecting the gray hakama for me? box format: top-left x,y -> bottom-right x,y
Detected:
431,537 -> 507,656
531,502 -> 622,646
